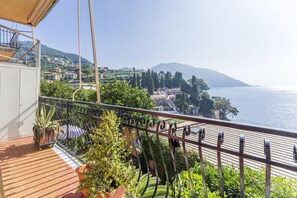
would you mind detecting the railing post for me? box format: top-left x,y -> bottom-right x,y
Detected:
217,131 -> 224,198
239,135 -> 245,198
66,101 -> 69,149
293,145 -> 297,162
198,127 -> 208,198
182,126 -> 193,196
264,139 -> 271,198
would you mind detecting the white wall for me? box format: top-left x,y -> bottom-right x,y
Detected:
0,62 -> 39,140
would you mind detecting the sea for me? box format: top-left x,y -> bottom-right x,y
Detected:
208,86 -> 297,131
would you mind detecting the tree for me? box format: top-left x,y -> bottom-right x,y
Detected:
165,71 -> 172,88
41,80 -> 73,99
141,72 -> 147,88
212,96 -> 239,120
175,93 -> 189,114
191,75 -> 197,86
131,73 -> 137,88
189,84 -> 200,106
136,74 -> 141,88
147,76 -> 155,95
152,71 -> 160,90
41,80 -> 155,109
172,72 -> 183,88
160,76 -> 165,88
181,80 -> 191,94
196,78 -> 209,91
82,67 -> 93,78
190,76 -> 209,91
198,92 -> 214,117
101,80 -> 154,109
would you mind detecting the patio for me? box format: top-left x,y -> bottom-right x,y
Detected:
0,137 -> 82,198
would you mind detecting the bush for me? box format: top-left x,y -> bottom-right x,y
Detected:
178,163 -> 297,198
137,133 -> 297,197
139,133 -> 200,183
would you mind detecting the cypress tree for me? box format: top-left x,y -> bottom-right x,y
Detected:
160,76 -> 165,88
147,76 -> 155,95
165,71 -> 172,88
136,74 -> 140,87
131,73 -> 137,87
141,72 -> 147,88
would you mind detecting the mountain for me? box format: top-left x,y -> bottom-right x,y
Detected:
16,41 -> 92,67
151,63 -> 248,88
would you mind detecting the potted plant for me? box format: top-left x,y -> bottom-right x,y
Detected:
75,111 -> 137,198
33,104 -> 60,150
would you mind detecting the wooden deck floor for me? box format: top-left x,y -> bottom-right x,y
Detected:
0,137 -> 82,198
176,123 -> 297,179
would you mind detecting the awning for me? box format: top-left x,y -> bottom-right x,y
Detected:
0,0 -> 58,27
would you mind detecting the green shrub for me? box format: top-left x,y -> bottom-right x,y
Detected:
79,111 -> 137,198
139,133 -> 200,183
138,133 -> 297,197
180,163 -> 297,198
172,167 -> 220,198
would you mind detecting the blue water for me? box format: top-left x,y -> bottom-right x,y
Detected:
208,86 -> 297,131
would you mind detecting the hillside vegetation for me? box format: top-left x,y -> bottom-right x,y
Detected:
152,63 -> 248,88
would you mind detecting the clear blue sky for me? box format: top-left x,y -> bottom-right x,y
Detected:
4,0 -> 297,86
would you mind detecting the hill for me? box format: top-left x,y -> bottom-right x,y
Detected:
15,41 -> 92,68
151,63 -> 248,88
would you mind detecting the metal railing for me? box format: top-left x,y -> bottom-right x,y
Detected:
0,27 -> 19,50
39,96 -> 297,197
0,24 -> 40,65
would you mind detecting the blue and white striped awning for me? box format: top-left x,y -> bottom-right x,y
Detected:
58,125 -> 86,139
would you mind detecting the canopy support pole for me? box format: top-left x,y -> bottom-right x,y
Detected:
88,0 -> 101,103
73,0 -> 82,101
31,26 -> 38,68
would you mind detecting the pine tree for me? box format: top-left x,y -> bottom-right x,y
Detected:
181,80 -> 191,94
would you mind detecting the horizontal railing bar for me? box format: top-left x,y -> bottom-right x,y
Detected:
40,96 -> 297,138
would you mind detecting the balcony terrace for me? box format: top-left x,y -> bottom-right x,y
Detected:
4,96 -> 296,198
0,96 -> 296,197
1,1 -> 297,197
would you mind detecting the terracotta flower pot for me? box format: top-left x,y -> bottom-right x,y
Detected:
75,164 -> 126,198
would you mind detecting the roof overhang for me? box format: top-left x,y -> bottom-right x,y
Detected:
0,0 -> 58,27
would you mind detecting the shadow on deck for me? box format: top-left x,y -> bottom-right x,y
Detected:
0,137 -> 82,198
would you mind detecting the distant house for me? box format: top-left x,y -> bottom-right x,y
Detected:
69,83 -> 96,90
150,94 -> 167,104
98,66 -> 109,72
63,72 -> 78,80
167,88 -> 181,95
44,72 -> 62,81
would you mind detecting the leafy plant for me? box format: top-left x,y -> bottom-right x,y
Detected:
139,133 -> 200,183
172,166 -> 220,198
79,111 -> 137,198
33,104 -> 60,138
132,172 -> 168,198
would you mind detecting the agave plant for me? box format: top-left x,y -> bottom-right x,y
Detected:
33,104 -> 60,138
